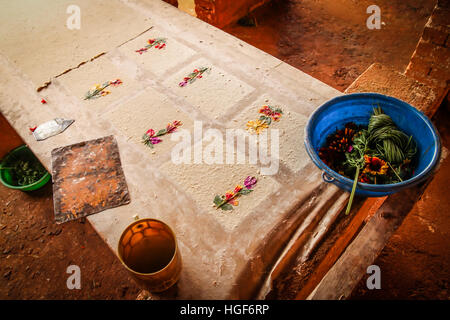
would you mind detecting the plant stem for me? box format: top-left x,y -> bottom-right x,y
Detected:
84,83 -> 110,100
146,38 -> 166,49
216,193 -> 239,209
387,161 -> 403,182
346,166 -> 360,215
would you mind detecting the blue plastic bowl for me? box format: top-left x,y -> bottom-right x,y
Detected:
304,93 -> 441,197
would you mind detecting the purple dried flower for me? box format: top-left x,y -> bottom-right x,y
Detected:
244,176 -> 257,189
347,145 -> 353,152
150,137 -> 162,145
179,81 -> 187,87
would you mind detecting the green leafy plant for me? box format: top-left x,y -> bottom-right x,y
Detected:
1,159 -> 47,186
344,130 -> 370,214
320,106 -> 417,215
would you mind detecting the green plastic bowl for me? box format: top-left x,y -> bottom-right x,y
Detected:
0,145 -> 51,191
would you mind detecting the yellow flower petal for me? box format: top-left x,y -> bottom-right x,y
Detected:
246,119 -> 269,134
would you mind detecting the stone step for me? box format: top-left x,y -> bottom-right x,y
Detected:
345,62 -> 444,117
405,0 -> 449,91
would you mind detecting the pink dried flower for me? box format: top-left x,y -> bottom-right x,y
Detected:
244,176 -> 257,189
150,137 -> 162,145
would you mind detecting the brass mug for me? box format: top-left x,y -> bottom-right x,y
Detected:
118,218 -> 182,292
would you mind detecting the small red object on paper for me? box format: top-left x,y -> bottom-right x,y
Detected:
41,99 -> 47,104
29,126 -> 37,132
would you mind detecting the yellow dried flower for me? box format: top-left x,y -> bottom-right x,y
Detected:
246,119 -> 269,134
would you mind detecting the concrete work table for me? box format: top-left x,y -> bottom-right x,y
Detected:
0,0 -> 352,299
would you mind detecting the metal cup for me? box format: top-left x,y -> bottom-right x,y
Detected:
118,218 -> 181,292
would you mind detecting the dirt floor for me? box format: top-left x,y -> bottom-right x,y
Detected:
1,0 -> 448,299
224,0 -> 436,91
0,116 -> 141,299
0,168 -> 141,299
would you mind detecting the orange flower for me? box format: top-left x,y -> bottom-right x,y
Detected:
225,191 -> 239,206
166,120 -> 182,133
259,105 -> 283,122
272,112 -> 282,121
259,106 -> 271,115
363,155 -> 388,176
359,173 -> 370,183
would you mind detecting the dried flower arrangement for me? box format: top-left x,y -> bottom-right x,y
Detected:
246,105 -> 283,134
179,67 -> 210,87
84,79 -> 122,100
142,120 -> 182,148
213,176 -> 257,211
135,38 -> 167,54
